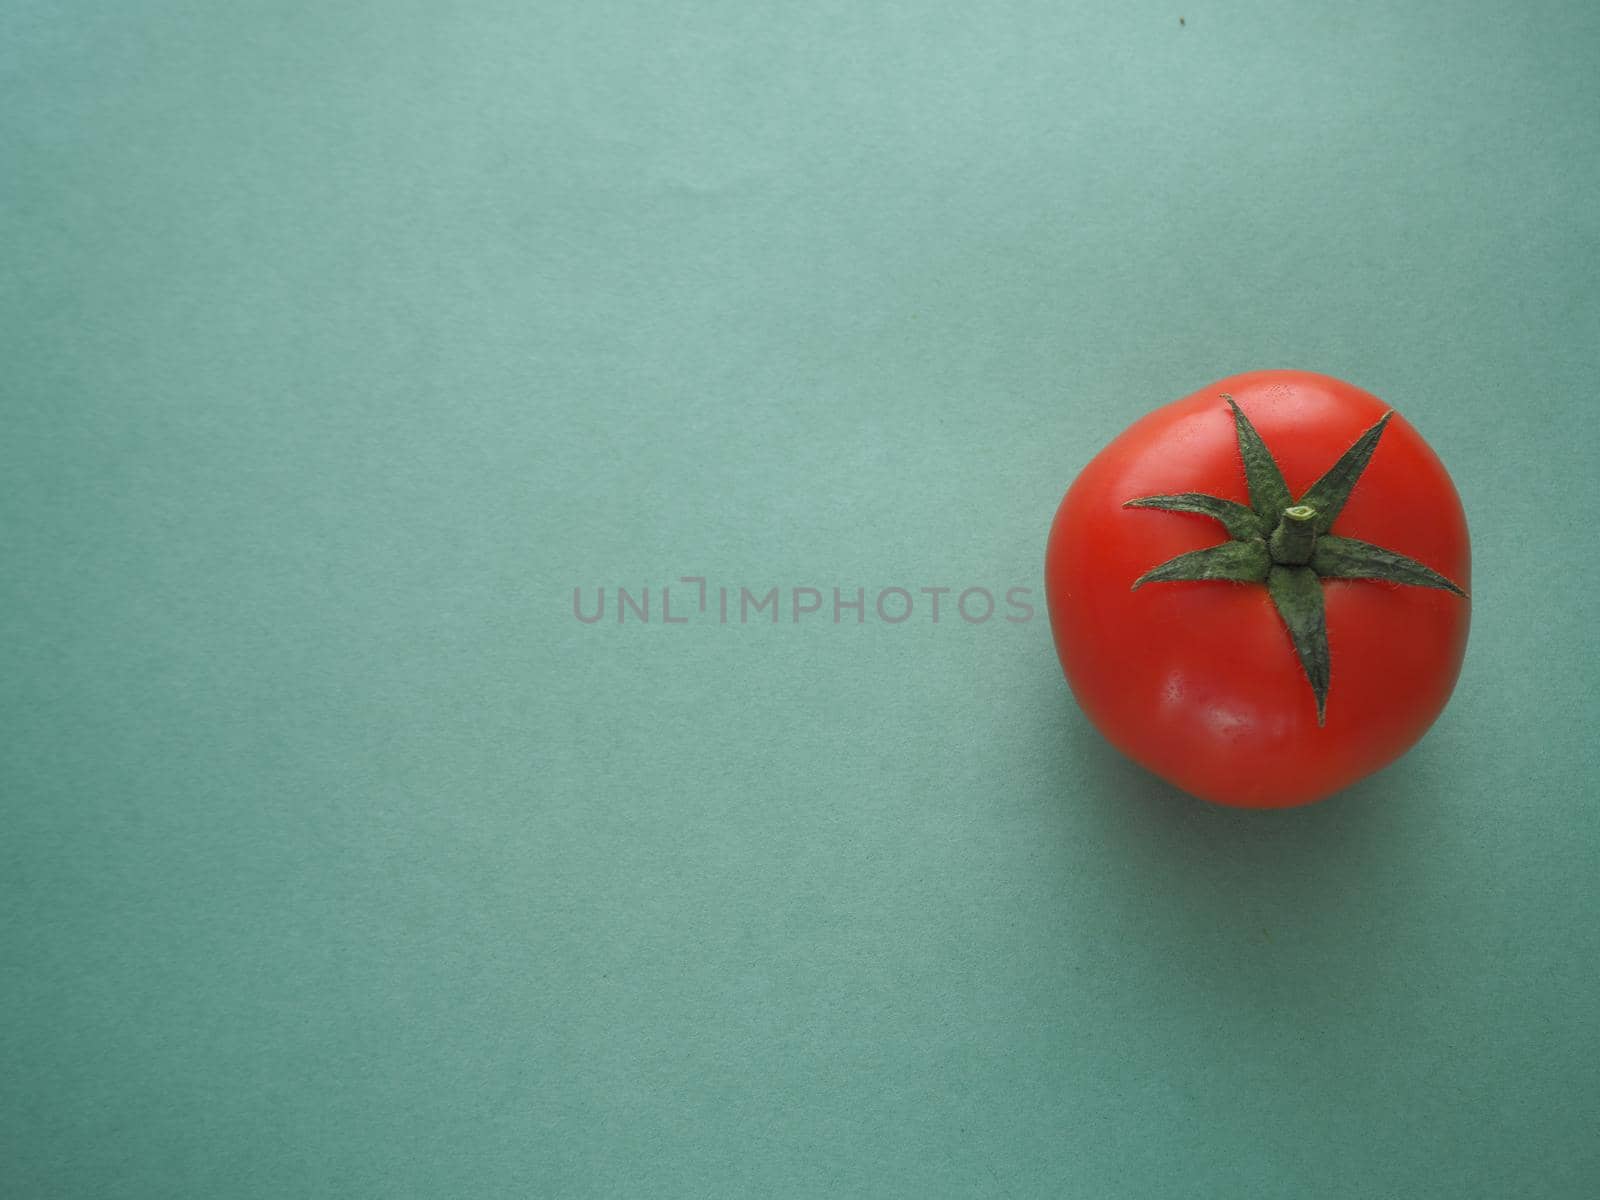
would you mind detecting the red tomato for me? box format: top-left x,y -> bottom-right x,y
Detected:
1044,370 -> 1471,808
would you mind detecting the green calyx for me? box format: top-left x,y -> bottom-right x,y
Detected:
1124,394 -> 1466,726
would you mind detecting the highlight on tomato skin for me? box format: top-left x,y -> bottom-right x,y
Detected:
1044,370 -> 1471,809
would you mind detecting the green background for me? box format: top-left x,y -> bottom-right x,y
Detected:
4,2 -> 1597,1196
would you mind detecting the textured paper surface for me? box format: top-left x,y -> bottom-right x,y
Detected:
3,2 -> 1597,1196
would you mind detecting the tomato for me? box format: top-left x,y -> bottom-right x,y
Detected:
1044,370 -> 1471,808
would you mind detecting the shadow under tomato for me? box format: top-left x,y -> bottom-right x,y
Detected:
1037,673 -> 1436,1012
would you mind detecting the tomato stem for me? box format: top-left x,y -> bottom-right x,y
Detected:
1269,505 -> 1318,565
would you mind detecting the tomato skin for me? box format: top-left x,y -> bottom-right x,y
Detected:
1045,370 -> 1471,808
